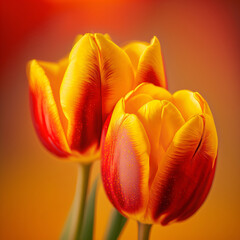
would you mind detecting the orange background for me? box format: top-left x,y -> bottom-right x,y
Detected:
0,0 -> 239,239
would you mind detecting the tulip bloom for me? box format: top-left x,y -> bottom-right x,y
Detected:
27,33 -> 167,162
101,83 -> 218,225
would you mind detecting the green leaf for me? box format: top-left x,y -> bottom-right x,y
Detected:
80,176 -> 99,240
104,209 -> 127,240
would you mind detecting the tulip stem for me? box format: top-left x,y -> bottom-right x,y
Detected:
61,163 -> 91,240
138,222 -> 152,240
73,163 -> 91,240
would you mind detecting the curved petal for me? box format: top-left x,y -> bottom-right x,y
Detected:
160,101 -> 185,151
136,37 -> 167,89
123,41 -> 148,72
27,60 -> 70,157
108,98 -> 127,132
38,57 -> 69,132
60,34 -> 102,155
126,83 -> 171,102
147,115 -> 204,223
101,99 -> 126,209
172,90 -> 202,121
102,110 -> 150,221
194,92 -> 213,118
94,33 -> 135,122
104,33 -> 112,41
73,34 -> 83,46
162,114 -> 218,225
125,94 -> 153,115
137,100 -> 163,148
136,100 -> 164,188
177,157 -> 217,222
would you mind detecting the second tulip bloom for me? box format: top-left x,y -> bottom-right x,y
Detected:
101,83 -> 218,225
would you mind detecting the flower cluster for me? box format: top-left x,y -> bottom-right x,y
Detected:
101,83 -> 217,225
27,33 -> 218,239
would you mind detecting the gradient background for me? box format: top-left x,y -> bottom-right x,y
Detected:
0,0 -> 239,239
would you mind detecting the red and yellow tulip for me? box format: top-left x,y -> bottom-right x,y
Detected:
27,33 -> 167,162
101,83 -> 218,225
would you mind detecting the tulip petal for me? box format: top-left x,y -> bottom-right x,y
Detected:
136,37 -> 167,88
73,34 -> 83,46
27,60 -> 70,157
125,94 -> 153,115
38,58 -> 69,132
127,83 -> 171,102
102,107 -> 150,220
60,34 -> 102,155
104,33 -> 112,41
148,115 -> 204,223
160,101 -> 185,151
123,41 -> 148,72
161,114 -> 218,224
137,100 -> 163,148
172,90 -> 202,121
194,92 -> 213,117
115,115 -> 150,216
136,100 -> 164,188
101,99 -> 127,211
177,157 -> 217,222
94,33 -> 135,121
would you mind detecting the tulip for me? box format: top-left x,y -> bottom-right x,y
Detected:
101,83 -> 218,238
27,34 -> 167,162
27,33 -> 133,162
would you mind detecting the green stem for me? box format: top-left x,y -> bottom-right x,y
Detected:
104,209 -> 127,240
80,175 -> 99,240
66,163 -> 91,240
138,222 -> 152,240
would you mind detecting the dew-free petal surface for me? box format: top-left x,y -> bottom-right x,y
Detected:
136,37 -> 167,88
60,34 -> 102,155
123,41 -> 148,72
94,33 -> 135,122
27,60 -> 70,157
127,83 -> 171,102
172,90 -> 202,121
148,115 -> 204,224
102,113 -> 150,221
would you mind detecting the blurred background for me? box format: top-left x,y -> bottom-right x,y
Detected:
0,0 -> 239,239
